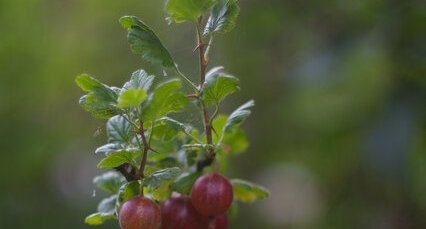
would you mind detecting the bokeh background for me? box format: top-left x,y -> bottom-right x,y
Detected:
1,0 -> 425,228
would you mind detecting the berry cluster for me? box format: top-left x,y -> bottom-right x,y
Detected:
119,173 -> 232,229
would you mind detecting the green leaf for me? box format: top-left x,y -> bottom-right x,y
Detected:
166,0 -> 217,23
117,89 -> 147,108
156,157 -> 181,169
223,100 -> 254,133
117,181 -> 142,206
213,115 -> 248,154
97,150 -> 139,169
144,167 -> 181,189
153,117 -> 192,141
143,79 -> 188,121
212,114 -> 228,144
117,69 -> 154,108
95,143 -> 124,156
201,67 -> 239,107
93,171 -> 126,194
120,16 -> 175,68
173,172 -> 201,194
84,212 -> 115,226
97,195 -> 118,214
106,115 -> 132,144
222,127 -> 248,154
151,181 -> 173,201
76,74 -> 120,119
144,167 -> 181,201
123,69 -> 155,91
204,0 -> 240,35
231,179 -> 269,203
149,137 -> 178,155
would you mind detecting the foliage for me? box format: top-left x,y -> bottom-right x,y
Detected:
75,0 -> 269,226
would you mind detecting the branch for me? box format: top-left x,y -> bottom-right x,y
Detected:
195,17 -> 216,172
138,120 -> 150,178
115,163 -> 138,181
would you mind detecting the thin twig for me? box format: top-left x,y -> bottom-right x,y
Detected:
174,67 -> 199,92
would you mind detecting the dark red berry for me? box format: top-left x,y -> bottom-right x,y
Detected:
161,195 -> 209,229
191,173 -> 233,216
209,214 -> 228,229
119,196 -> 161,229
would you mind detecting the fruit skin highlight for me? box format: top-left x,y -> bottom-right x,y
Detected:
161,195 -> 209,229
191,173 -> 233,216
209,214 -> 229,229
119,196 -> 161,229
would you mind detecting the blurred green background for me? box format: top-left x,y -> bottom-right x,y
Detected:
1,0 -> 425,228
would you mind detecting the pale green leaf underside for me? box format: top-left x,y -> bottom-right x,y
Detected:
231,179 -> 269,203
97,195 -> 118,214
205,0 -> 240,35
120,16 -> 175,68
223,100 -> 254,133
166,0 -> 217,23
95,143 -> 124,156
93,171 -> 126,194
106,115 -> 132,144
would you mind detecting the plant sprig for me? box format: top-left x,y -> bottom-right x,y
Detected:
77,0 -> 269,226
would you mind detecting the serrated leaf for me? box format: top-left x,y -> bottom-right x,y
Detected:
76,74 -> 120,119
106,115 -> 132,144
166,0 -> 217,23
120,16 -> 175,68
84,212 -> 115,226
117,89 -> 147,108
123,69 -> 155,91
204,0 -> 240,35
153,117 -> 192,141
231,179 -> 269,203
202,67 -> 239,107
117,181 -> 142,206
173,172 -> 201,194
144,167 -> 181,189
93,171 -> 126,194
97,195 -> 118,214
117,69 -> 154,108
143,79 -> 188,121
223,100 -> 254,133
97,150 -> 139,169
